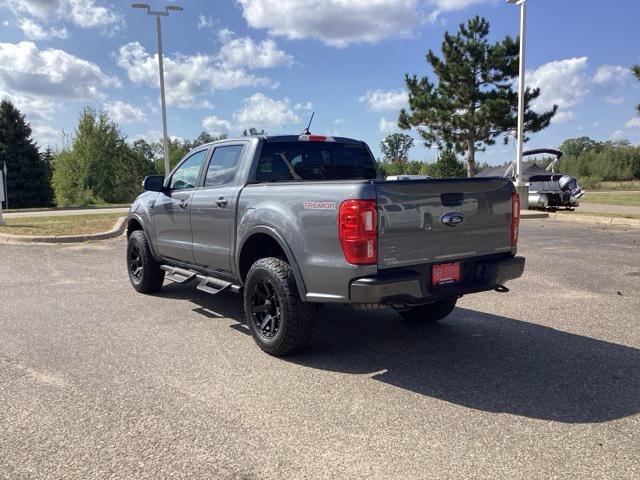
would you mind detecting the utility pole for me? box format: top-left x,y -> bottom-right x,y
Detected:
131,3 -> 183,177
507,0 -> 529,209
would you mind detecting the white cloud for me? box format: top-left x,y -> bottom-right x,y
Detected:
605,96 -> 625,105
359,89 -> 408,112
233,93 -> 300,129
67,0 -> 121,29
428,0 -> 496,21
626,117 -> 640,129
527,57 -> 589,122
31,124 -> 61,146
552,111 -> 575,124
103,100 -> 146,124
217,31 -> 293,69
117,42 -> 275,109
198,14 -> 217,30
611,129 -> 624,140
334,118 -> 345,125
3,0 -> 122,30
19,18 -> 68,40
0,42 -> 120,100
0,89 -> 58,121
592,65 -> 631,87
237,0 -> 426,47
294,101 -> 313,111
379,117 -> 398,133
202,115 -> 232,136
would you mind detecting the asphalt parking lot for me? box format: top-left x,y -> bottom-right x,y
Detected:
1,220 -> 639,479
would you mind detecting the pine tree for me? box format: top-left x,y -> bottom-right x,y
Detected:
399,16 -> 557,177
0,99 -> 53,207
430,150 -> 467,178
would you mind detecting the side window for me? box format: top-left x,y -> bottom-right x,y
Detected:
169,150 -> 208,190
205,145 -> 244,187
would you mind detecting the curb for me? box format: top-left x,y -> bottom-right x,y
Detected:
548,212 -> 640,229
0,216 -> 127,244
521,211 -> 549,219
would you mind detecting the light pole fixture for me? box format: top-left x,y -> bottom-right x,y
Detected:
507,0 -> 529,209
131,3 -> 183,177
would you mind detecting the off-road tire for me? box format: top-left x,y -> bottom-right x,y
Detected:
127,230 -> 165,294
398,297 -> 458,323
243,257 -> 316,356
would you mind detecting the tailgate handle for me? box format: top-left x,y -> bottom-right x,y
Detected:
441,192 -> 464,207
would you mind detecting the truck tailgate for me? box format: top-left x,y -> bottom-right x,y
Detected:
376,178 -> 514,269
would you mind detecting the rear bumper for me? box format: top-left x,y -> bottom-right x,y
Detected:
349,255 -> 525,305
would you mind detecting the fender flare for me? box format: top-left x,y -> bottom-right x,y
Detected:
126,213 -> 162,262
236,225 -> 308,300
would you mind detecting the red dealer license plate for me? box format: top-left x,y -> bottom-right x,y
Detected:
432,262 -> 461,286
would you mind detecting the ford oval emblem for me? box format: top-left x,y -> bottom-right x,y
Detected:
441,212 -> 465,227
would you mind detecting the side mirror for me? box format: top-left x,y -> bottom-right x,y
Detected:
142,175 -> 165,192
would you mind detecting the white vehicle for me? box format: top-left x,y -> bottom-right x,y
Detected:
386,175 -> 432,181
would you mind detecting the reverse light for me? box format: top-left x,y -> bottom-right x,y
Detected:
511,192 -> 520,248
339,200 -> 378,265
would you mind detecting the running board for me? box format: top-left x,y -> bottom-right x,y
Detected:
161,265 -> 197,284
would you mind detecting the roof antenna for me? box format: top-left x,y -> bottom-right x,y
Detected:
302,111 -> 315,135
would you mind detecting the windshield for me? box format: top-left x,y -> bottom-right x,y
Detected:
256,141 -> 378,182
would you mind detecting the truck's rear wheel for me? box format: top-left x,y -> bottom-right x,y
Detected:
127,230 -> 165,293
243,257 -> 316,356
398,297 -> 457,323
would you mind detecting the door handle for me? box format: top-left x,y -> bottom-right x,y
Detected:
178,199 -> 188,209
215,197 -> 228,207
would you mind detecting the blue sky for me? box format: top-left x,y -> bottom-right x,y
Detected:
0,0 -> 639,165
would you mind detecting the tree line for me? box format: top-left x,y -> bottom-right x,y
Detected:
2,15 -> 638,207
555,137 -> 640,188
0,100 -> 232,208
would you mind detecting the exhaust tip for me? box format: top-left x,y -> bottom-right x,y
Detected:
495,285 -> 510,293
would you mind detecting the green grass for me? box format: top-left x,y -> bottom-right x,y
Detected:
595,180 -> 640,191
555,210 -> 640,220
0,213 -> 124,236
581,191 -> 640,207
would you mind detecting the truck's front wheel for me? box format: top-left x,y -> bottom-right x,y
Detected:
126,230 -> 165,294
398,297 -> 457,323
243,257 -> 316,356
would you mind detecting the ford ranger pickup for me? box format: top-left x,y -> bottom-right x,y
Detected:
126,134 -> 525,355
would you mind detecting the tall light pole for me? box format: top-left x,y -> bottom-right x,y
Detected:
507,0 -> 529,209
131,3 -> 182,177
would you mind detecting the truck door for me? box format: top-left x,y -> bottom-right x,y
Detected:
190,144 -> 245,275
153,148 -> 209,263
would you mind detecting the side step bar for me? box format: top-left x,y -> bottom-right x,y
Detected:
161,265 -> 242,296
195,275 -> 232,295
161,265 -> 196,283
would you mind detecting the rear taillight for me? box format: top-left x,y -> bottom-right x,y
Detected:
339,200 -> 377,265
511,192 -> 520,247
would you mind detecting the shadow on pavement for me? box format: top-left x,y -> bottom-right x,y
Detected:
158,283 -> 640,424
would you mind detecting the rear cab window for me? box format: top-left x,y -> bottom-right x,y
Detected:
256,140 -> 377,183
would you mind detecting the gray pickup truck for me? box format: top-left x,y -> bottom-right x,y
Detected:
126,134 -> 524,355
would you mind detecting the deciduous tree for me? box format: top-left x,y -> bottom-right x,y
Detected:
380,133 -> 414,164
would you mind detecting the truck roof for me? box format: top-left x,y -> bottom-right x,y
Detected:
198,134 -> 364,149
